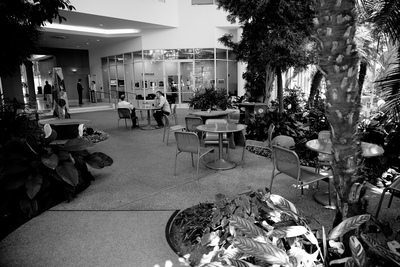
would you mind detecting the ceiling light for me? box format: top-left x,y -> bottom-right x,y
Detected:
44,23 -> 140,35
50,35 -> 67,39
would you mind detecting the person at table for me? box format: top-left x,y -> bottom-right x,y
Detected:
153,90 -> 171,128
117,94 -> 138,128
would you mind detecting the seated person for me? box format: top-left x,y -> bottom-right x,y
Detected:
117,94 -> 138,128
153,91 -> 171,128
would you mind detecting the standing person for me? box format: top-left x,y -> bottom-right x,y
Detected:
153,90 -> 171,128
77,79 -> 84,104
43,81 -> 52,107
117,94 -> 138,128
90,81 -> 97,103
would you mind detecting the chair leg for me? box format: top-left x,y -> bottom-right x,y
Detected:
376,187 -> 389,219
163,127 -> 167,142
191,153 -> 194,167
327,178 -> 332,206
388,190 -> 395,208
174,152 -> 179,176
166,130 -> 170,146
125,119 -> 128,128
241,145 -> 247,161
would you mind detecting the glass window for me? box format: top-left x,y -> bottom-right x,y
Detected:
124,53 -> 132,64
192,0 -> 214,5
216,49 -> 227,60
194,60 -> 214,89
133,51 -> 142,62
108,56 -> 116,65
195,48 -> 214,59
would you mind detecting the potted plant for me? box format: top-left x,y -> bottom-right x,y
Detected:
166,188 -> 400,267
189,88 -> 232,111
0,98 -> 113,240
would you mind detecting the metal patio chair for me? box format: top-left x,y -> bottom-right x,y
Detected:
270,145 -> 332,201
174,131 -> 214,178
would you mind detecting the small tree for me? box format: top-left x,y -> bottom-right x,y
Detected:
0,0 -> 74,78
217,0 -> 316,114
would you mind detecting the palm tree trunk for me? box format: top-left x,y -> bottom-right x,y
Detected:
264,64 -> 275,104
308,69 -> 324,107
314,0 -> 364,222
276,67 -> 283,115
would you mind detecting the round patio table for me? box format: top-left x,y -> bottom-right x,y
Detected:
39,118 -> 92,140
136,106 -> 161,130
197,123 -> 246,170
306,139 -> 384,208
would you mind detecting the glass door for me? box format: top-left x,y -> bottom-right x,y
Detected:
165,60 -> 194,106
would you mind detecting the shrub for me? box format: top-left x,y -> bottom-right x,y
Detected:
189,88 -> 232,111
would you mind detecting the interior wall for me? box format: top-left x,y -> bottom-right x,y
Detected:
40,48 -> 90,103
69,0 -> 179,27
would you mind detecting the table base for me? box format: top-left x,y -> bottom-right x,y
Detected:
314,191 -> 337,210
206,159 -> 236,170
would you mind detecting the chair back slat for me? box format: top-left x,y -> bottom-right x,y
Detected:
118,108 -> 131,119
163,114 -> 170,128
273,145 -> 300,179
175,131 -> 199,153
185,116 -> 203,132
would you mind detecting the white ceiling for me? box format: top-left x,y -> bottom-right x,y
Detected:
38,10 -> 171,50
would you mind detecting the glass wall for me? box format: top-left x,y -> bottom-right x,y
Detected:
102,48 -> 237,107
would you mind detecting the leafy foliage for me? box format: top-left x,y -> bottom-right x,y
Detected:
189,88 -> 232,111
0,98 -> 113,240
217,0 -> 317,101
0,0 -> 75,77
168,189 -> 397,267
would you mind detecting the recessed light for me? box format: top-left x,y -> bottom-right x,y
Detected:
96,39 -> 100,42
99,24 -> 103,27
77,46 -> 80,48
86,43 -> 89,45
50,35 -> 67,39
44,24 -> 140,34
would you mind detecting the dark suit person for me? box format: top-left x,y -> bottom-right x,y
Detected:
77,79 -> 84,104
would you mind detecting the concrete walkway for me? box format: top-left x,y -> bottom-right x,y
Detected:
0,107 -> 397,267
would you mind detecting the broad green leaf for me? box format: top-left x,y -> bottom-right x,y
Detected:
56,162 -> 79,186
230,215 -> 265,238
41,153 -> 59,169
20,198 -> 38,218
82,153 -> 105,169
91,152 -> 113,167
63,138 -> 94,152
361,233 -> 400,266
45,129 -> 57,144
270,226 -> 307,239
1,175 -> 26,191
328,215 -> 370,240
0,160 -> 30,176
349,236 -> 366,267
233,236 -> 289,266
26,173 -> 43,199
43,124 -> 52,138
57,150 -> 71,161
242,196 -> 251,214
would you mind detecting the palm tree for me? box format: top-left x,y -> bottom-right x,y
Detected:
314,0 -> 363,224
360,0 -> 400,133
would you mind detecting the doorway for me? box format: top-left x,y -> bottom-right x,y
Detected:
164,60 -> 194,107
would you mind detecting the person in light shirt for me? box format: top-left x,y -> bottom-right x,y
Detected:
117,94 -> 138,128
153,91 -> 171,128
